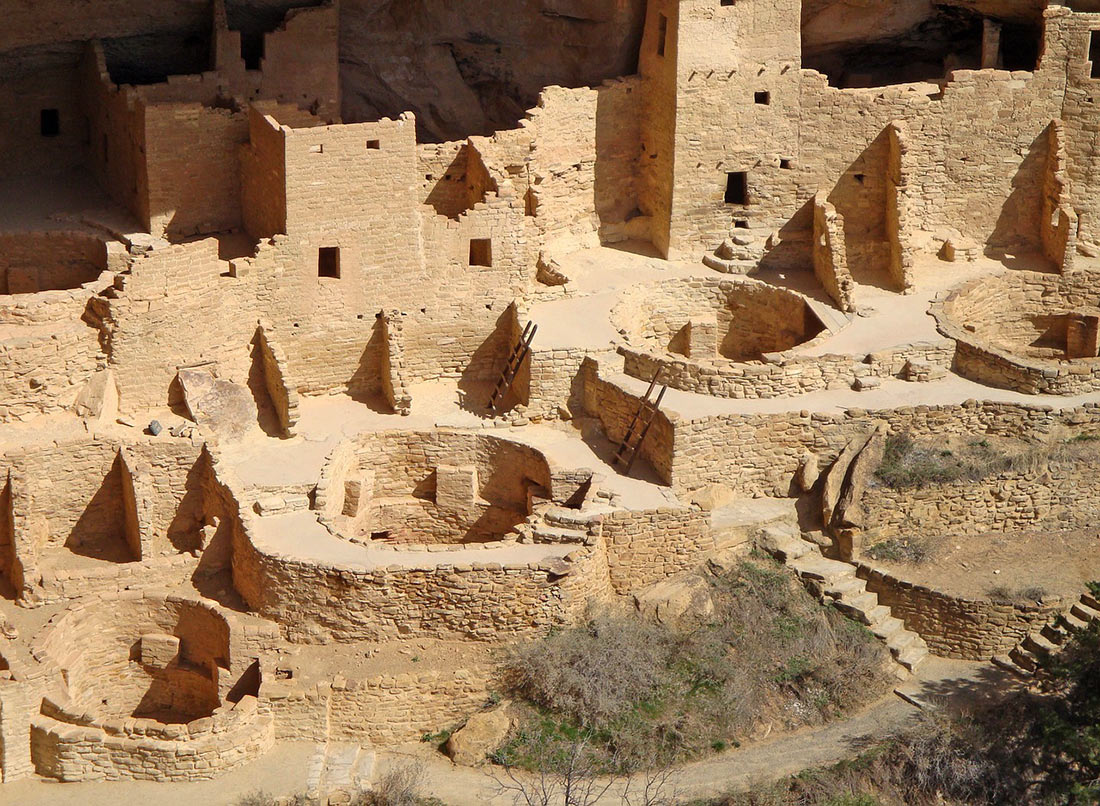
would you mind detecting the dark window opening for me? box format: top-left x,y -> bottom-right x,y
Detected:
780,158 -> 792,169
102,134 -> 109,163
371,530 -> 391,541
318,247 -> 341,278
657,14 -> 668,57
754,91 -> 770,105
241,32 -> 264,70
1001,22 -> 1042,71
1090,31 -> 1100,78
40,109 -> 60,137
854,173 -> 865,184
721,0 -> 735,5
734,219 -> 749,229
367,139 -> 381,150
469,238 -> 493,267
725,172 -> 748,205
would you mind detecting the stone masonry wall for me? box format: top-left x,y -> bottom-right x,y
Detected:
858,563 -> 1065,659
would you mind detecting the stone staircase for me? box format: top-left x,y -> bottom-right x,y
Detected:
518,504 -> 603,546
993,592 -> 1100,677
760,524 -> 929,675
306,741 -> 375,799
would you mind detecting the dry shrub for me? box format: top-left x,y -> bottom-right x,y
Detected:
497,559 -> 892,774
354,761 -> 426,806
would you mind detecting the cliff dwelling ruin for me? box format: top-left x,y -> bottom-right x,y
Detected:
3,0 -> 1100,803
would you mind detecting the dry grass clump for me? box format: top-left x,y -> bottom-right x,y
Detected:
986,584 -> 1047,605
864,535 -> 936,565
495,558 -> 892,774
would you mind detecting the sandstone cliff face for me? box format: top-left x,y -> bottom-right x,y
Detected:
339,0 -> 646,142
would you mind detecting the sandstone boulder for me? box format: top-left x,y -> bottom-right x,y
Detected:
445,705 -> 513,766
634,572 -> 715,626
177,369 -> 257,441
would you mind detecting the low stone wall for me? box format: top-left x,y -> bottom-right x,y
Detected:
934,271 -> 1100,395
857,563 -> 1065,659
665,389 -> 1100,495
861,461 -> 1100,537
620,340 -> 952,400
30,697 -> 274,782
232,515 -> 613,643
37,553 -> 200,604
267,666 -> 493,746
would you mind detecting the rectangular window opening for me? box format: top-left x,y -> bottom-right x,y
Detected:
734,219 -> 749,229
318,246 -> 341,278
1091,31 -> 1100,79
725,172 -> 748,205
657,14 -> 668,57
40,109 -> 60,137
469,238 -> 493,267
367,139 -> 381,150
721,0 -> 735,5
754,91 -> 770,105
242,33 -> 264,71
309,144 -> 324,154
780,158 -> 792,170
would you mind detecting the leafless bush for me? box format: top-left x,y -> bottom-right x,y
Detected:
501,614 -> 673,726
354,761 -> 425,806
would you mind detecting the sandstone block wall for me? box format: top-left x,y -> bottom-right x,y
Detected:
858,563 -> 1065,659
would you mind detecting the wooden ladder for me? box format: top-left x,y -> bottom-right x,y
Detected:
612,371 -> 667,473
488,321 -> 537,411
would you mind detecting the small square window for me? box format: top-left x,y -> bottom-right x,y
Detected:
734,219 -> 749,229
854,173 -> 865,184
40,109 -> 60,137
754,91 -> 770,105
309,144 -> 323,154
318,246 -> 341,278
469,238 -> 493,267
1090,31 -> 1100,78
367,139 -> 381,150
780,158 -> 792,169
656,14 -> 668,57
721,0 -> 735,5
725,172 -> 748,205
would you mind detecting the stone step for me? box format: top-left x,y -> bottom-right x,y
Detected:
1081,592 -> 1100,612
1023,632 -> 1059,657
992,654 -> 1030,677
1059,611 -> 1090,632
1010,646 -> 1040,672
895,643 -> 928,672
824,577 -> 866,599
888,629 -> 927,657
1041,623 -> 1069,646
543,506 -> 601,529
1071,602 -> 1100,623
838,589 -> 879,612
532,526 -> 589,544
861,604 -> 892,626
790,554 -> 855,584
870,616 -> 906,642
